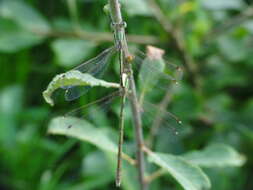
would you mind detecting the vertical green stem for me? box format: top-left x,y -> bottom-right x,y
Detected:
67,0 -> 80,30
108,0 -> 147,189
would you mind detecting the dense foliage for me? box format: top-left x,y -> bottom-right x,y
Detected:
0,0 -> 253,190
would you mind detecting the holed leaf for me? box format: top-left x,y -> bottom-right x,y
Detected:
43,70 -> 120,106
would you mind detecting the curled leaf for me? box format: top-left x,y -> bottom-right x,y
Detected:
43,70 -> 120,106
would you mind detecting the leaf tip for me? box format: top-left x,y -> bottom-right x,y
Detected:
42,90 -> 54,106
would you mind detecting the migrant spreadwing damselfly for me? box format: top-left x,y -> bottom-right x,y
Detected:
59,45 -> 184,186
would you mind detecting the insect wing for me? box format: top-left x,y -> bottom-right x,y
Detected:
141,100 -> 183,136
62,90 -> 121,128
64,46 -> 117,101
131,49 -> 183,92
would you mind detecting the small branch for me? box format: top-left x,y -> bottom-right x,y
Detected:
122,153 -> 136,166
145,169 -> 166,184
32,29 -> 160,45
142,144 -> 152,154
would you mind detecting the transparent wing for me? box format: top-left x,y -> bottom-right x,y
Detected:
142,100 -> 182,134
129,47 -> 185,144
64,86 -> 91,101
62,90 -> 121,128
73,46 -> 117,74
140,100 -> 186,150
64,46 -> 117,101
131,48 -> 183,96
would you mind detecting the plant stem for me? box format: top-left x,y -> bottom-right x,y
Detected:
127,75 -> 147,190
108,0 -> 147,189
67,0 -> 81,30
145,169 -> 166,184
32,29 -> 160,45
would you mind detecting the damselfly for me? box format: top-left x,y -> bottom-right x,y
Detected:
58,45 -> 184,186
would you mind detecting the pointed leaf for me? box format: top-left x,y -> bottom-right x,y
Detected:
48,116 -> 118,153
43,70 -> 120,106
147,151 -> 211,190
138,54 -> 165,96
182,144 -> 246,167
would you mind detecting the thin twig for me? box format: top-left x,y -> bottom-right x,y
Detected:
109,0 -> 147,189
122,153 -> 136,165
32,29 -> 160,45
67,0 -> 81,30
145,169 -> 166,184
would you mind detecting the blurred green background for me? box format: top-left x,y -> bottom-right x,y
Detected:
1,0 -> 253,189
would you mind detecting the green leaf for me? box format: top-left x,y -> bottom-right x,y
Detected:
138,56 -> 165,98
217,36 -> 248,62
0,19 -> 43,53
182,144 -> 246,167
0,85 -> 23,147
147,152 -> 211,190
48,116 -> 117,153
0,0 -> 50,32
43,70 -> 120,106
0,85 -> 23,116
201,0 -> 245,10
121,0 -> 152,16
51,38 -> 96,67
